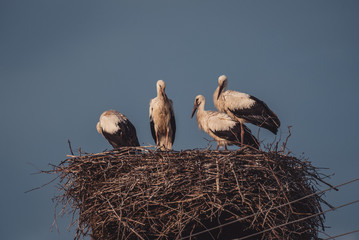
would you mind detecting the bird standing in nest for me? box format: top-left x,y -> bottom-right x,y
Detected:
149,80 -> 176,150
191,95 -> 259,150
96,110 -> 140,148
214,75 -> 280,144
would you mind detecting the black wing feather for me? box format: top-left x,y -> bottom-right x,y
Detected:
149,114 -> 157,143
228,96 -> 280,134
122,120 -> 140,146
103,119 -> 140,148
102,131 -> 123,148
211,123 -> 259,149
170,108 -> 176,145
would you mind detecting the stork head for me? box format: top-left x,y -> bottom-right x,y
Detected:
96,122 -> 103,135
217,75 -> 228,99
156,80 -> 168,100
191,95 -> 205,118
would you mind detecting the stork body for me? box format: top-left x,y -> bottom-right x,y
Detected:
149,80 -> 176,150
96,110 -> 140,148
214,75 -> 280,143
191,95 -> 258,150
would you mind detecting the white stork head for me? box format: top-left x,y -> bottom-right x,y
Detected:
191,95 -> 205,118
217,75 -> 228,99
96,122 -> 103,135
156,80 -> 168,100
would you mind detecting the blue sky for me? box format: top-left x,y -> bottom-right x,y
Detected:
1,1 -> 359,239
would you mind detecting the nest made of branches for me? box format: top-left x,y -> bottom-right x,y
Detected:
49,146 -> 330,240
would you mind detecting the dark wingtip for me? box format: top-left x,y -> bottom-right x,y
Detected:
272,128 -> 279,135
270,121 -> 280,134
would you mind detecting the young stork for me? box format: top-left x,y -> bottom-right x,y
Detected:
214,75 -> 280,144
96,110 -> 140,148
149,80 -> 176,150
191,95 -> 259,150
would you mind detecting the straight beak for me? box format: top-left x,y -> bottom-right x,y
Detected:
217,84 -> 224,100
161,88 -> 168,101
191,104 -> 199,118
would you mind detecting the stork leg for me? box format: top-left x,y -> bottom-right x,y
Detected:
165,129 -> 169,149
224,145 -> 228,151
216,144 -> 219,151
156,132 -> 159,146
240,122 -> 244,146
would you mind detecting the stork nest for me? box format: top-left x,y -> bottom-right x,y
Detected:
49,146 -> 330,240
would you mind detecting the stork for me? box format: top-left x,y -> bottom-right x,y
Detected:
149,80 -> 176,150
96,110 -> 140,148
214,75 -> 280,144
191,95 -> 259,150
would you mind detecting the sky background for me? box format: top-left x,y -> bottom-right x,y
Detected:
1,1 -> 359,239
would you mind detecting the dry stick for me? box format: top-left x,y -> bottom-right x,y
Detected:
230,162 -> 245,202
180,177 -> 359,240
281,126 -> 292,152
149,200 -> 212,235
305,171 -> 339,191
25,174 -> 60,193
106,198 -> 145,240
318,230 -> 334,239
322,229 -> 359,240
235,199 -> 359,240
262,151 -> 295,214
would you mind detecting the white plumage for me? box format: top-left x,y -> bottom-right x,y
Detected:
97,110 -> 140,148
149,80 -> 176,150
191,95 -> 258,150
214,75 -> 280,143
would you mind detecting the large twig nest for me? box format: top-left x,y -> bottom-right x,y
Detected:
49,146 -> 328,240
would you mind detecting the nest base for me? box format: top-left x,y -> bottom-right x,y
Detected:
51,147 -> 327,240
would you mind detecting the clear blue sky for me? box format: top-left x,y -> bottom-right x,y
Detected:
1,1 -> 359,239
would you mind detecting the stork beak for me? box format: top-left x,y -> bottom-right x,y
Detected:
191,103 -> 198,118
161,88 -> 168,101
217,84 -> 224,100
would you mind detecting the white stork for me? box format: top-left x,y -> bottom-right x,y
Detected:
149,80 -> 176,150
96,110 -> 140,148
191,95 -> 259,150
214,75 -> 280,143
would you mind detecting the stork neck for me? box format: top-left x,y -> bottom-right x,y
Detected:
197,100 -> 206,115
157,87 -> 165,99
196,101 -> 208,131
221,82 -> 227,93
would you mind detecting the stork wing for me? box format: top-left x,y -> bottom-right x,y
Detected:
222,90 -> 280,134
103,118 -> 139,148
119,119 -> 140,147
241,124 -> 260,148
169,99 -> 176,144
207,112 -> 240,142
149,100 -> 157,143
207,112 -> 259,148
223,90 -> 255,110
